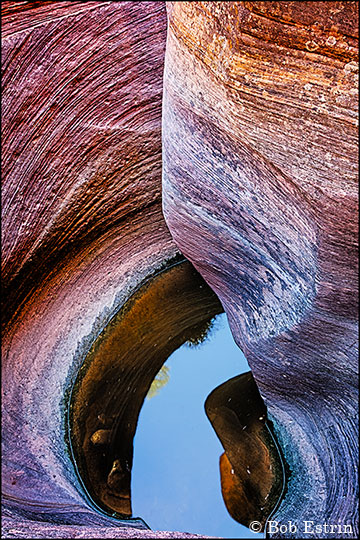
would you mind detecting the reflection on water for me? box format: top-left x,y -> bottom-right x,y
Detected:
205,372 -> 284,533
69,259 -> 285,536
69,259 -> 223,517
132,314 -> 269,538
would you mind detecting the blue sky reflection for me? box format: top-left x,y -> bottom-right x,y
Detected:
132,312 -> 265,539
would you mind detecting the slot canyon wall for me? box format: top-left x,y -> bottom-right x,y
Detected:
162,1 -> 358,537
2,2 -> 188,538
2,1 -> 358,539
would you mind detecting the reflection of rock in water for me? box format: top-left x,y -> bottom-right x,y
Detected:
107,459 -> 130,499
70,261 -> 286,526
90,430 -> 110,446
205,372 -> 284,531
69,260 -> 223,516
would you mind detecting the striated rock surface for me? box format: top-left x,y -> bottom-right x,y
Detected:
162,1 -> 358,538
2,0 -> 167,328
2,0 -> 358,538
2,2 -> 208,538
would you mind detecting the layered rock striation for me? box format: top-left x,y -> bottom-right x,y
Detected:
1,2 -> 203,538
2,0 -> 168,329
162,2 -> 358,537
2,1 -> 358,539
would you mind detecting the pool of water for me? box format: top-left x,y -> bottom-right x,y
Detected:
132,313 -> 265,538
69,259 -> 283,536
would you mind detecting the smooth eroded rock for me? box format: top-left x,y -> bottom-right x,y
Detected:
162,2 -> 358,537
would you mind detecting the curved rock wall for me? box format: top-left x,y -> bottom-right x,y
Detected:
162,2 -> 358,537
2,2 -> 204,538
2,0 -> 358,538
2,0 -> 167,328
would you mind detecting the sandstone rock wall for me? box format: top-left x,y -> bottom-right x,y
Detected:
162,2 -> 358,537
2,1 -> 358,538
1,2 -> 196,538
2,1 -> 167,327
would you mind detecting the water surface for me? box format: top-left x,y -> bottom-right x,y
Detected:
69,260 -> 283,537
132,313 -> 265,538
